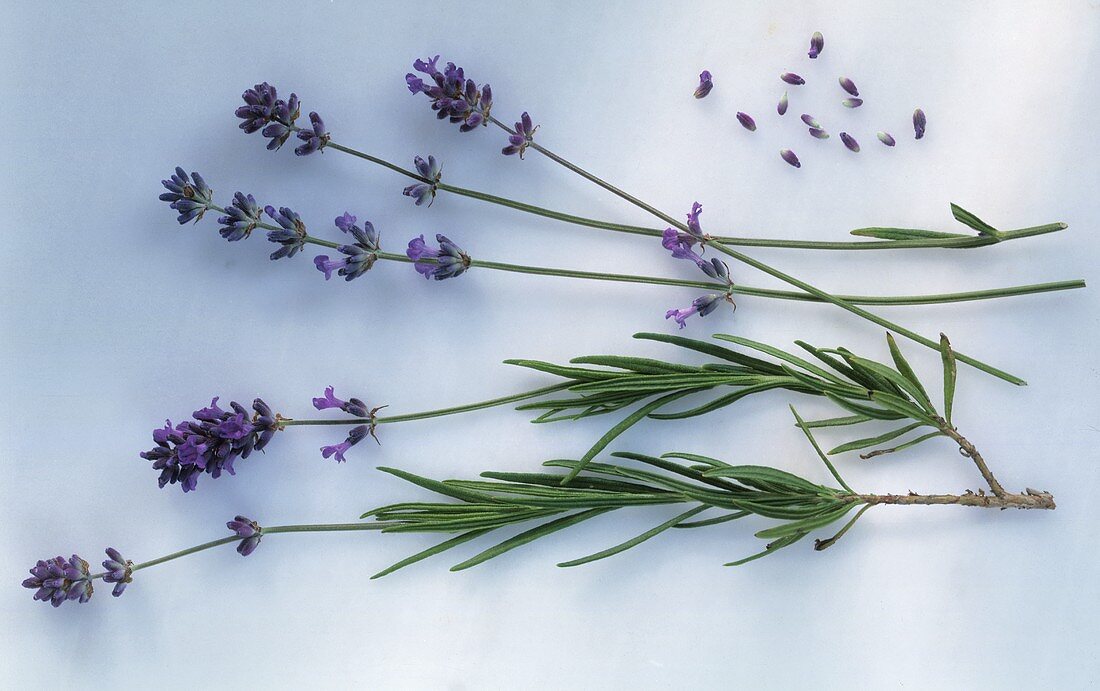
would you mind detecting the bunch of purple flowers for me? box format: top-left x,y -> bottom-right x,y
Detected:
406,55 -> 492,132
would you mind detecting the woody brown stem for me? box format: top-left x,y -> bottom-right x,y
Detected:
852,489 -> 1054,509
934,419 -> 1007,498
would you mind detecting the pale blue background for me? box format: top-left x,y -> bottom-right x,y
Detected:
2,1 -> 1098,688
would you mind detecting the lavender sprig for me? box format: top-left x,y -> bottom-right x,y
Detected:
227,516 -> 263,556
406,234 -> 471,280
502,112 -> 538,158
101,548 -> 133,597
159,168 -> 213,224
22,555 -> 94,607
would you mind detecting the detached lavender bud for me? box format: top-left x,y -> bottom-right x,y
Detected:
236,82 -> 300,151
140,397 -> 280,493
838,77 -> 859,97
913,108 -> 927,139
840,132 -> 860,152
159,167 -> 213,224
777,91 -> 788,115
736,112 -> 757,132
800,114 -> 821,128
406,234 -> 470,281
780,149 -> 801,168
294,111 -> 329,156
217,192 -> 262,241
808,128 -> 830,140
842,98 -> 863,108
694,70 -> 714,99
808,32 -> 824,59
227,516 -> 263,556
406,55 -> 492,132
321,424 -> 374,463
666,294 -> 726,329
101,548 -> 133,597
264,206 -> 307,260
22,555 -> 93,607
780,72 -> 805,85
501,112 -> 538,158
877,132 -> 896,147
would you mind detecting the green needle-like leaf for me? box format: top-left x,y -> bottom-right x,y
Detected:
885,333 -> 932,406
556,505 -> 708,567
450,508 -> 615,571
828,422 -> 927,455
951,203 -> 1002,239
370,529 -> 494,579
941,333 -> 957,426
790,406 -> 854,492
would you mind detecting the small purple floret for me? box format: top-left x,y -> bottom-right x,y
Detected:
102,548 -> 133,598
781,72 -> 805,86
800,114 -> 821,128
808,32 -> 824,59
294,111 -> 329,156
694,70 -> 714,99
403,155 -> 443,205
780,149 -> 801,168
406,234 -> 470,281
406,55 -> 493,132
321,424 -> 373,463
877,132 -> 896,147
666,294 -> 725,329
840,132 -> 860,152
227,515 -> 263,556
913,109 -> 927,139
159,167 -> 214,225
236,82 -> 301,151
264,206 -> 307,260
808,128 -> 830,140
22,555 -> 93,607
217,192 -> 263,241
777,92 -> 789,116
736,112 -> 757,132
842,98 -> 863,109
839,77 -> 859,97
314,212 -> 380,282
502,112 -> 538,158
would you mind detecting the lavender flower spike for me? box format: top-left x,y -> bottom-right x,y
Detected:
264,206 -> 307,260
406,234 -> 471,280
403,155 -> 442,205
314,213 -> 380,282
321,424 -> 373,463
227,516 -> 263,556
913,108 -> 927,139
781,72 -> 805,86
842,98 -> 863,109
694,70 -> 714,99
406,56 -> 492,132
502,112 -> 538,158
102,548 -> 133,597
22,555 -> 93,607
217,192 -> 263,241
235,82 -> 300,151
877,132 -> 897,147
294,111 -> 330,156
777,91 -> 788,116
840,132 -> 861,152
780,149 -> 801,168
736,112 -> 757,132
160,167 -> 213,224
666,294 -> 725,329
808,32 -> 824,59
839,77 -> 859,97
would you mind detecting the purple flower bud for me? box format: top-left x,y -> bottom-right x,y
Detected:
320,424 -> 374,463
312,386 -> 375,418
777,91 -> 788,116
780,149 -> 801,168
502,112 -> 538,158
840,132 -> 860,152
694,70 -> 714,99
217,192 -> 263,241
294,111 -> 330,156
808,32 -> 824,59
227,515 -> 263,556
406,234 -> 470,281
264,206 -> 307,260
808,128 -> 830,140
913,109 -> 926,139
159,167 -> 214,224
842,98 -> 863,108
101,548 -> 133,597
407,56 -> 492,132
800,114 -> 821,128
665,294 -> 727,329
402,154 -> 443,205
780,72 -> 805,86
877,132 -> 896,147
838,77 -> 859,97
736,112 -> 757,132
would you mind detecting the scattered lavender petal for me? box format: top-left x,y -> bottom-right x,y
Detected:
808,128 -> 830,139
780,72 -> 805,85
695,70 -> 714,99
808,32 -> 824,59
877,132 -> 896,147
800,114 -> 821,128
839,77 -> 859,96
780,149 -> 801,168
842,98 -> 863,108
777,91 -> 788,115
913,109 -> 927,139
736,112 -> 757,131
840,132 -> 860,152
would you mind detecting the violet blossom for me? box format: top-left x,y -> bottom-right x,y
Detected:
403,155 -> 442,206
160,167 -> 213,225
502,112 -> 538,158
406,234 -> 470,281
294,111 -> 329,156
101,548 -> 133,597
406,55 -> 492,132
265,205 -> 308,260
235,82 -> 301,151
22,555 -> 93,607
313,212 -> 380,281
666,294 -> 726,329
808,32 -> 824,59
694,70 -> 714,99
227,516 -> 263,556
321,424 -> 373,463
217,192 -> 263,241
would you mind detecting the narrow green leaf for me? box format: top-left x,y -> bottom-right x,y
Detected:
794,341 -> 868,384
673,511 -> 751,528
940,333 -> 957,426
556,506 -> 708,567
868,391 -> 939,425
712,335 -> 851,385
860,431 -> 944,459
479,471 -> 664,494
800,414 -> 874,428
885,333 -> 933,410
374,467 -> 502,505
823,392 -> 906,420
780,364 -> 868,399
725,533 -> 807,566
789,405 -> 854,493
701,464 -> 828,494
753,503 -> 855,539
502,359 -> 624,381
950,203 -> 1002,238
647,380 -> 791,420
449,508 -> 615,571
569,355 -> 700,374
632,332 -> 786,375
370,529 -> 495,579
828,422 -> 925,455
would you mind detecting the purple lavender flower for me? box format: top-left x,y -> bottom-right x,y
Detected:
662,228 -> 730,282
808,32 -> 824,59
839,77 -> 859,97
217,192 -> 263,241
321,424 -> 373,463
406,234 -> 470,281
913,109 -> 927,139
312,386 -> 376,419
227,516 -> 262,556
781,72 -> 805,86
235,82 -> 301,151
780,149 -> 801,168
694,70 -> 714,99
22,555 -> 93,607
140,397 -> 279,493
264,205 -> 307,260
666,294 -> 726,329
403,155 -> 442,205
808,128 -> 830,140
502,112 -> 538,158
101,548 -> 133,597
160,168 -> 213,224
406,56 -> 492,132
877,132 -> 897,147
842,98 -> 863,109
736,112 -> 757,132
777,92 -> 788,116
313,213 -> 380,282
800,114 -> 821,128
840,132 -> 860,152
294,111 -> 329,156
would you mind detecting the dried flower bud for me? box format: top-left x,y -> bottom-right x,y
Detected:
736,112 -> 757,131
913,109 -> 927,139
808,128 -> 830,139
840,132 -> 860,152
808,32 -> 824,59
838,77 -> 859,96
780,72 -> 805,85
876,132 -> 896,147
842,98 -> 863,108
777,91 -> 788,115
694,70 -> 714,99
780,149 -> 801,168
800,114 -> 821,128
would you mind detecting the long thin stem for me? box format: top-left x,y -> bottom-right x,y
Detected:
485,117 -> 1028,386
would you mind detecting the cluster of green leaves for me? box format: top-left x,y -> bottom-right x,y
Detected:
850,203 -> 1004,242
508,331 -> 959,482
361,444 -> 863,577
